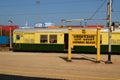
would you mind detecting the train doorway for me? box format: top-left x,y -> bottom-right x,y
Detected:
64,34 -> 68,50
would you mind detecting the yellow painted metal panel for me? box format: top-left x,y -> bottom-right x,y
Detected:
23,33 -> 35,43
71,29 -> 96,34
68,28 -> 101,62
71,34 -> 97,46
70,29 -> 98,46
111,32 -> 120,45
57,33 -> 64,44
100,31 -> 120,45
13,32 -> 24,43
101,32 -> 108,45
34,33 -> 40,44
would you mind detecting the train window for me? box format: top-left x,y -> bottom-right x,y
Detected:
16,35 -> 20,40
40,35 -> 48,43
49,35 -> 57,43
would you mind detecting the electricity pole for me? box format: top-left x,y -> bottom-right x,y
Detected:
105,0 -> 112,64
36,0 -> 40,20
8,20 -> 13,50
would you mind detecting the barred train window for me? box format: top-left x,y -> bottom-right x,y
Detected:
49,35 -> 57,43
16,35 -> 20,40
40,35 -> 48,43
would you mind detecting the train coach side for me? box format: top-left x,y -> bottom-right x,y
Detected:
12,28 -> 120,53
13,28 -> 66,52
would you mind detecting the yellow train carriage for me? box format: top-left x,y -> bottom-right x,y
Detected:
13,28 -> 67,52
100,29 -> 120,53
74,28 -> 120,53
13,28 -> 120,53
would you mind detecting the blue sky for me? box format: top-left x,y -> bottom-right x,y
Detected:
0,0 -> 119,27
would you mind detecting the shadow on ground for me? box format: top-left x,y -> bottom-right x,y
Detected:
0,74 -> 65,80
60,55 -> 105,63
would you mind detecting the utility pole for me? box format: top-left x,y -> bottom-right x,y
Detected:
105,0 -> 112,64
9,27 -> 12,50
8,20 -> 13,50
36,0 -> 41,20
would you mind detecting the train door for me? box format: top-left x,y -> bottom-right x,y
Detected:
64,34 -> 68,50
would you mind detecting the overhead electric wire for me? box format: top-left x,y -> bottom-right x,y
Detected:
111,0 -> 120,13
89,0 -> 107,20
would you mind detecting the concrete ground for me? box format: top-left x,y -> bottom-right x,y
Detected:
0,51 -> 120,80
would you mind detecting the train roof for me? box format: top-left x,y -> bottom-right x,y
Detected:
14,28 -> 69,33
14,28 -> 120,33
